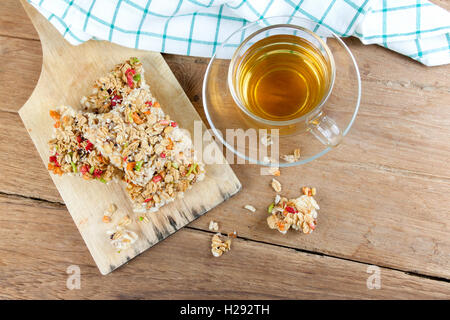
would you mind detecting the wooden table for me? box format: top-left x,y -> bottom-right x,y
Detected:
0,0 -> 449,299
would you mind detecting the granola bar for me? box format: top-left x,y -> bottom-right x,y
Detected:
47,106 -> 122,182
47,57 -> 205,214
80,57 -> 146,114
82,87 -> 205,212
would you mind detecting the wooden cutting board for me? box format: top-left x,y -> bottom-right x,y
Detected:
19,0 -> 241,275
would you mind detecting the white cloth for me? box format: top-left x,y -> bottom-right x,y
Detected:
28,0 -> 450,66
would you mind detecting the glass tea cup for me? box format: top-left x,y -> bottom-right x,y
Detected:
227,23 -> 340,145
203,16 -> 361,166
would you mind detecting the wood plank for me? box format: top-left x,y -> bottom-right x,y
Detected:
0,0 -> 39,40
0,111 -> 60,202
0,35 -> 42,113
0,194 -> 448,299
1,109 -> 449,279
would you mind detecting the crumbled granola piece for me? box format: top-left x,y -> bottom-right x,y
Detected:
274,194 -> 281,204
108,203 -> 117,214
301,186 -> 316,197
282,148 -> 301,163
267,189 -> 319,234
244,204 -> 256,213
260,135 -> 273,146
107,227 -> 138,250
281,154 -> 296,163
271,178 -> 282,193
118,215 -> 132,227
208,220 -> 219,232
268,167 -> 281,176
294,148 -> 301,160
211,233 -> 231,257
102,215 -> 112,223
228,231 -> 237,238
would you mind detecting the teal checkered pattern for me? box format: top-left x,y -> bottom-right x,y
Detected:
28,0 -> 450,66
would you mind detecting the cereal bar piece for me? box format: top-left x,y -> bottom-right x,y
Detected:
47,106 -> 122,182
80,57 -> 146,114
82,88 -> 205,212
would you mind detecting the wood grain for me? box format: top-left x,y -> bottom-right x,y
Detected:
0,0 -> 39,40
0,0 -> 449,298
0,35 -> 42,114
1,106 -> 449,279
0,194 -> 449,300
18,1 -> 241,275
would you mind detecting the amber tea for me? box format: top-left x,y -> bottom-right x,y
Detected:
233,34 -> 333,122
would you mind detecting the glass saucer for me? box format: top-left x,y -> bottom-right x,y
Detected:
202,16 -> 361,167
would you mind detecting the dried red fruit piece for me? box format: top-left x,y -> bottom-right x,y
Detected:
85,141 -> 94,151
125,68 -> 136,88
93,169 -> 103,178
285,206 -> 297,214
160,152 -> 166,158
171,121 -> 177,127
49,154 -> 60,167
152,175 -> 162,183
80,165 -> 90,175
111,95 -> 122,107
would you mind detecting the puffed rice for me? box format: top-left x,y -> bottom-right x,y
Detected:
271,178 -> 282,193
244,204 -> 256,213
211,233 -> 231,257
208,220 -> 219,232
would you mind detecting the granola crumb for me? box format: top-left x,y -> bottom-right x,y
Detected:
281,154 -> 296,163
211,233 -> 231,257
228,231 -> 237,238
107,227 -> 138,251
118,215 -> 132,227
208,220 -> 219,232
102,215 -> 112,223
268,167 -> 281,176
301,186 -> 316,197
294,148 -> 301,160
267,188 -> 319,235
260,135 -> 273,146
244,204 -> 256,213
282,148 -> 301,163
271,178 -> 282,193
108,203 -> 117,214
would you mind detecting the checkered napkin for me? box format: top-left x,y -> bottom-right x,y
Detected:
28,0 -> 450,66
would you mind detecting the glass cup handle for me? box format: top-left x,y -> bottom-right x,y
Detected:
308,111 -> 342,147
